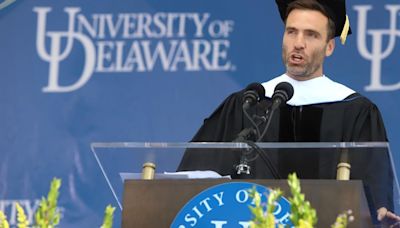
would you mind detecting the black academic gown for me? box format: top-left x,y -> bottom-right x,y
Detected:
177,88 -> 394,216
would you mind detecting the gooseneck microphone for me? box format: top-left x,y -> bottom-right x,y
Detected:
257,81 -> 294,142
270,82 -> 294,111
242,83 -> 266,110
234,83 -> 266,175
235,83 -> 266,142
242,81 -> 293,179
234,82 -> 294,177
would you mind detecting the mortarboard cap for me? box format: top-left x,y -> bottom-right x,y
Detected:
275,0 -> 351,44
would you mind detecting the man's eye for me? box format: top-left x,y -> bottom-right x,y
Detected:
307,32 -> 319,38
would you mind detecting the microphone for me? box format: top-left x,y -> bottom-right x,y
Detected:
242,83 -> 266,110
257,82 -> 294,142
270,82 -> 294,111
235,82 -> 293,178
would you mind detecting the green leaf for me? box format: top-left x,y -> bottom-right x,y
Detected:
34,178 -> 62,228
101,205 -> 116,228
287,173 -> 317,226
247,186 -> 282,228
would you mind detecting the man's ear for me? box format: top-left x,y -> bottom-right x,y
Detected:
325,39 -> 335,57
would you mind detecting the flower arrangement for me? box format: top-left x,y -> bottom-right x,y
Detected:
0,178 -> 116,228
0,174 -> 355,228
249,186 -> 283,228
249,173 -> 354,228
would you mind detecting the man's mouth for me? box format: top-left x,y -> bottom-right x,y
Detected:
289,53 -> 304,64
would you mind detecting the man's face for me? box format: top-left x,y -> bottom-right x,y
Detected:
282,9 -> 335,80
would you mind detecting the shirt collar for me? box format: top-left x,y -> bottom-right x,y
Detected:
261,74 -> 355,106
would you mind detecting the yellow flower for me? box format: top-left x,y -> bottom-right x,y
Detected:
298,219 -> 313,228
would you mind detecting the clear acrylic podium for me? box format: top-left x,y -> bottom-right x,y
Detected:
91,142 -> 400,226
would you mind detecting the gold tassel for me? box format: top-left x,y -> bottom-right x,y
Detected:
340,15 -> 350,45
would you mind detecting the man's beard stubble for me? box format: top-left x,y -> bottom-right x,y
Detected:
282,45 -> 327,79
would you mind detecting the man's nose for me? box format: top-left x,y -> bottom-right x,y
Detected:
294,34 -> 305,49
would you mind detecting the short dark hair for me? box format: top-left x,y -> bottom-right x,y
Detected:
285,0 -> 336,41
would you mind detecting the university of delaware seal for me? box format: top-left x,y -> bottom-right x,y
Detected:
171,182 -> 293,228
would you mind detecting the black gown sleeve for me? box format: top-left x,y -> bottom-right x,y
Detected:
344,95 -> 393,213
177,91 -> 245,173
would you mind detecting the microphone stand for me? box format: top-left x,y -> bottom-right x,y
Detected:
234,101 -> 281,179
234,105 -> 259,175
235,82 -> 293,178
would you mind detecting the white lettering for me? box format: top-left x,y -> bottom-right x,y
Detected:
142,40 -> 177,70
276,212 -> 291,224
0,199 -> 52,226
192,206 -> 204,218
273,201 -> 282,215
124,41 -> 146,72
96,41 -> 115,71
191,13 -> 210,37
211,40 -> 231,70
170,40 -> 193,71
199,198 -> 212,212
238,221 -> 251,228
184,213 -> 197,227
212,192 -> 224,206
235,190 -> 248,203
192,39 -> 212,70
34,8 -> 235,93
210,220 -> 227,228
77,14 -> 98,38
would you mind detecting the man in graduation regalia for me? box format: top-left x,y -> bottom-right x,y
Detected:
178,0 -> 399,223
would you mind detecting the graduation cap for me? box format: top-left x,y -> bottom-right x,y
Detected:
275,0 -> 351,44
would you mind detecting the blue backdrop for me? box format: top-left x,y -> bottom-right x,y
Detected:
0,0 -> 399,226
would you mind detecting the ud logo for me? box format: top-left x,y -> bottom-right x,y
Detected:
354,4 -> 400,91
33,7 -> 96,93
171,182 -> 293,228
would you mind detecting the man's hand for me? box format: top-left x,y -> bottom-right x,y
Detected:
377,207 -> 400,227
